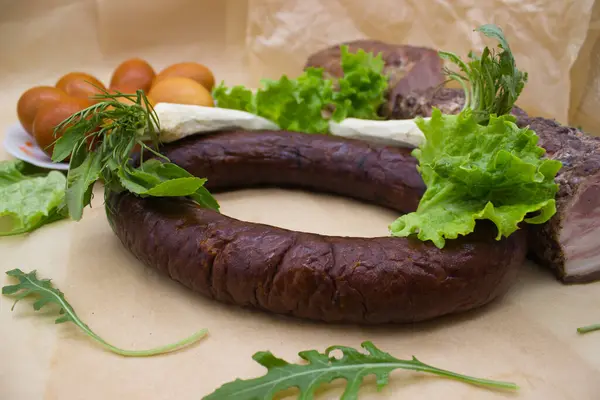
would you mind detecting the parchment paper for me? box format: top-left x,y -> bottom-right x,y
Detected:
2,1 -> 600,399
245,0 -> 596,127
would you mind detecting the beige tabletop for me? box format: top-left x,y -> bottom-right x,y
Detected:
2,1 -> 600,399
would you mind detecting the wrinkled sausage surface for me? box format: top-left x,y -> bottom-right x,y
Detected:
151,130 -> 426,213
106,130 -> 528,324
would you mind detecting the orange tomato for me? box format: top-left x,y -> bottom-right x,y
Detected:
56,72 -> 107,104
32,97 -> 92,158
153,62 -> 215,91
17,86 -> 70,134
109,58 -> 156,94
148,76 -> 214,107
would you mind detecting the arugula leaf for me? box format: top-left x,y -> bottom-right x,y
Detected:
212,45 -> 388,134
202,341 -> 517,399
188,186 -> 220,211
51,120 -> 87,163
64,150 -> 103,221
0,160 -> 67,236
2,268 -> 208,357
390,109 -> 561,248
117,159 -> 219,211
135,176 -> 204,197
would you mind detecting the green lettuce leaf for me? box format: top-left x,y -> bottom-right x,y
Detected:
0,160 -> 67,236
0,159 -> 26,185
389,108 -> 562,248
212,45 -> 388,134
256,69 -> 334,133
331,45 -> 387,121
212,84 -> 256,113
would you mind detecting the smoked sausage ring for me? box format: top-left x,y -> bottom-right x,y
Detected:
105,130 -> 528,324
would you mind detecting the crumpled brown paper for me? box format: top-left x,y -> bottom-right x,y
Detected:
2,1 -> 600,399
569,1 -> 600,134
246,0 -> 596,126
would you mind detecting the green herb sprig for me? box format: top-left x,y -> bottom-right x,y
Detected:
577,323 -> 600,334
438,24 -> 528,125
2,269 -> 207,356
202,341 -> 518,399
51,88 -> 219,221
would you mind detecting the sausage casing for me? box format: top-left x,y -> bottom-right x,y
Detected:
106,130 -> 528,324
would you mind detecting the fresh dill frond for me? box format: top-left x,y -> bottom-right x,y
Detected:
50,87 -> 219,220
438,24 -> 528,125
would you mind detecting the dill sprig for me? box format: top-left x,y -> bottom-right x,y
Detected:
438,24 -> 528,125
51,88 -> 219,221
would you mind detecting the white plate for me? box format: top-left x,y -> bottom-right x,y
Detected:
3,122 -> 69,170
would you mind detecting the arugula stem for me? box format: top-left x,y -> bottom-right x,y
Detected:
17,270 -> 208,357
215,361 -> 517,397
232,363 -> 517,397
86,328 -> 209,357
577,324 -> 600,334
408,361 -> 518,390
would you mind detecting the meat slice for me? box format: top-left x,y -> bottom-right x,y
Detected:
514,117 -> 600,283
304,39 -> 446,119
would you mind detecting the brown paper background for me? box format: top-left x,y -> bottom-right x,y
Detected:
1,1 -> 600,399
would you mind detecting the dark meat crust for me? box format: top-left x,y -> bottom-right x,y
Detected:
106,130 -> 528,324
304,39 -> 446,119
515,116 -> 600,283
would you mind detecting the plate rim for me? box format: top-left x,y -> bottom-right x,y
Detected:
3,122 -> 70,171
